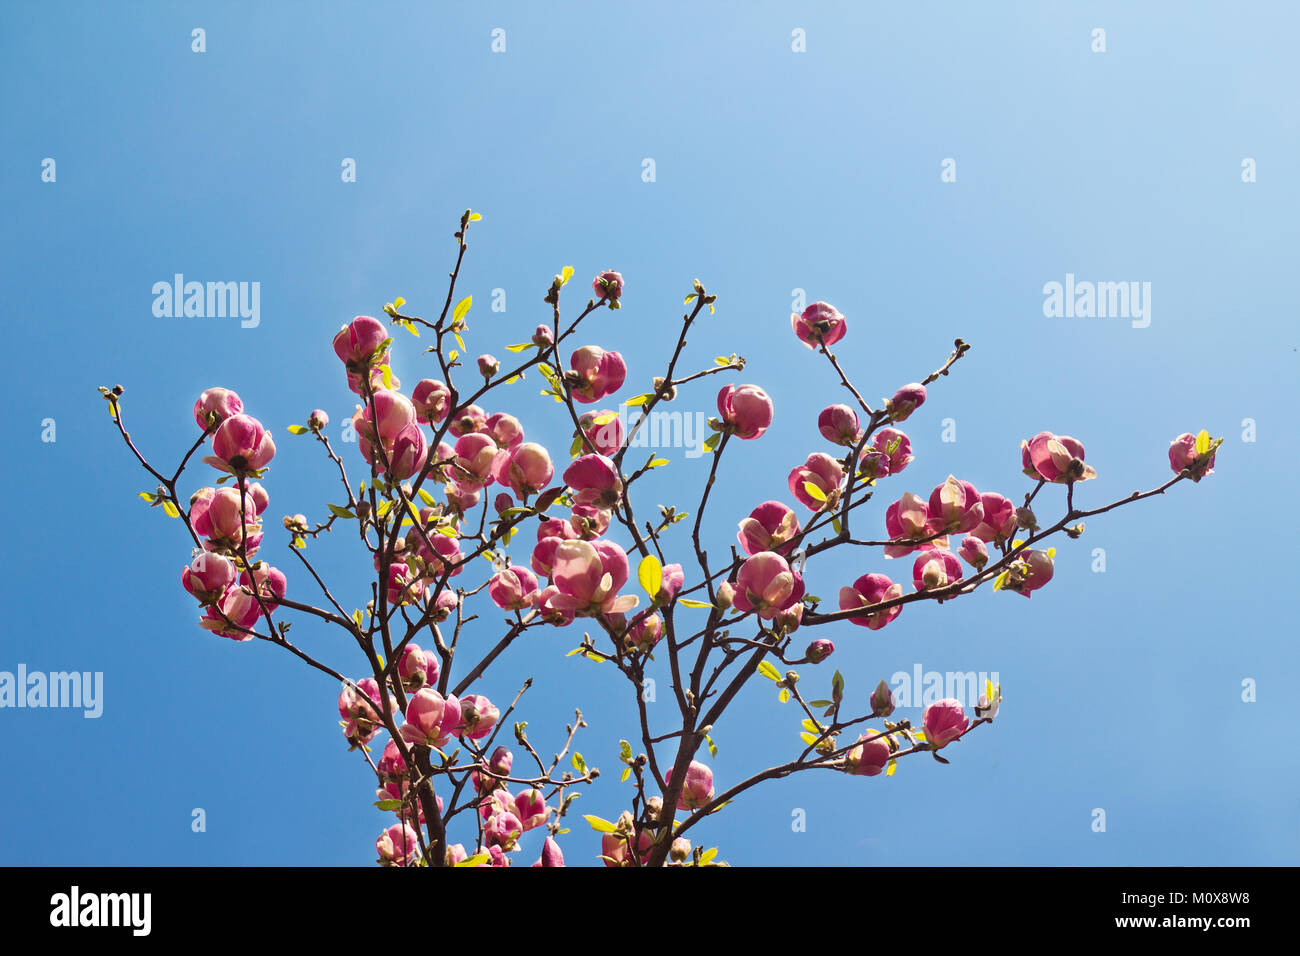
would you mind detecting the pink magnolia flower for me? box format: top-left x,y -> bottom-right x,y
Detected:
452,432 -> 501,487
569,504 -> 611,539
602,829 -> 653,867
477,354 -> 499,379
448,404 -> 488,438
567,346 -> 627,403
530,536 -> 566,578
488,565 -> 540,611
334,315 -> 390,367
485,412 -> 524,451
1001,548 -> 1054,598
622,612 -> 664,653
773,600 -> 804,634
969,492 -> 1016,544
885,383 -> 926,423
400,688 -> 448,747
550,539 -> 638,616
926,476 -> 984,534
577,409 -> 624,456
844,733 -> 892,776
717,384 -> 773,440
732,551 -> 805,619
411,379 -> 451,423
376,738 -> 407,780
307,409 -> 329,430
958,535 -> 989,571
352,391 -> 418,468
206,414 -> 276,475
884,491 -> 946,558
458,694 -> 499,740
193,487 -> 259,549
386,562 -> 424,606
791,301 -> 846,349
376,823 -> 419,865
484,810 -> 523,850
788,453 -> 843,510
239,563 -> 286,609
593,270 -> 624,301
805,639 -> 835,663
415,527 -> 463,578
872,427 -> 914,474
737,500 -> 802,556
193,388 -> 243,431
503,442 -> 553,499
398,643 -> 439,691
339,678 -> 389,744
1169,432 -> 1217,481
913,549 -> 962,591
671,760 -> 715,811
181,552 -> 236,603
1021,431 -> 1097,483
387,423 -> 428,481
563,453 -> 623,510
534,836 -> 565,868
536,585 -> 576,627
514,788 -> 550,831
818,404 -> 861,446
838,573 -> 904,630
532,325 -> 554,348
346,365 -> 399,396
245,482 -> 269,515
659,563 -> 685,602
922,698 -> 969,750
435,694 -> 463,746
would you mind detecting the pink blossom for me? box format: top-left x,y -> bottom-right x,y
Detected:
845,733 -> 892,776
415,528 -> 463,578
568,346 -> 627,403
660,563 -> 685,602
773,601 -> 804,634
885,383 -> 926,423
913,549 -> 962,591
376,823 -> 418,865
1021,431 -> 1097,483
922,698 -> 969,750
534,836 -> 565,867
503,442 -> 553,499
386,562 -> 424,606
788,453 -> 843,510
805,639 -> 835,663
239,563 -> 286,609
488,565 -> 540,611
398,643 -> 439,690
577,409 -> 624,456
452,432 -> 501,486
592,270 -> 624,301
958,535 -> 989,571
732,551 -> 805,619
458,695 -> 499,740
884,492 -> 945,558
550,539 -> 638,616
339,678 -> 389,744
737,500 -> 802,556
514,788 -> 550,831
569,504 -> 611,539
484,810 -> 523,849
838,573 -> 904,630
194,487 -> 259,549
926,476 -> 984,534
448,404 -> 488,437
818,404 -> 861,446
207,414 -> 276,474
485,412 -> 524,451
537,585 -> 575,626
477,354 -> 500,379
532,325 -> 554,348
334,315 -> 390,366
193,388 -> 243,431
411,379 -> 451,423
791,301 -> 846,349
1001,548 -> 1054,599
181,552 -> 236,603
717,384 -> 774,440
672,760 -> 715,811
563,453 -> 623,510
399,688 -> 448,747
969,492 -> 1016,544
602,829 -> 653,867
620,612 -> 663,653
872,427 -> 914,474
308,409 -> 329,430
1169,432 -> 1216,481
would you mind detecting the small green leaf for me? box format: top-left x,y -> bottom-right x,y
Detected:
374,799 -> 403,811
623,393 -> 654,407
467,212 -> 482,222
287,424 -> 309,435
328,504 -> 355,519
638,554 -> 663,598
505,342 -> 533,353
584,814 -> 619,834
620,767 -> 631,783
455,853 -> 491,867
757,660 -> 782,682
452,295 -> 472,323
137,491 -> 157,503
572,752 -> 587,774
802,481 -> 827,503
678,598 -> 713,609
161,500 -> 180,518
560,266 -> 575,285
1195,429 -> 1212,455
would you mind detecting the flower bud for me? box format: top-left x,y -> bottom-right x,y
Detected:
804,638 -> 834,664
870,679 -> 895,717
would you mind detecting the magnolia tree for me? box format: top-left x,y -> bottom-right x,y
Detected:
104,211 -> 1222,867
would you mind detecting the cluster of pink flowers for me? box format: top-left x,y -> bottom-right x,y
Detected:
182,388 -> 287,640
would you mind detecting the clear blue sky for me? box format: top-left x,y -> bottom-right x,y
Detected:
1,1 -> 1296,866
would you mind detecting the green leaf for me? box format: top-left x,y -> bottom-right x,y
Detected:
705,733 -> 717,757
467,212 -> 482,222
417,488 -> 436,506
647,458 -> 669,469
560,266 -> 574,285
699,847 -> 718,865
137,491 -> 157,503
328,504 -> 355,519
400,319 -> 420,337
620,767 -> 631,783
702,433 -> 721,453
678,598 -> 713,609
638,554 -> 663,598
583,814 -> 619,834
452,295 -> 472,324
374,799 -> 403,811
800,731 -> 819,745
1195,429 -> 1212,456
757,660 -> 782,682
777,688 -> 791,703
831,670 -> 845,702
802,481 -> 827,503
623,393 -> 653,407
161,500 -> 180,519
455,853 -> 490,867
572,752 -> 587,774
505,342 -> 533,353
287,424 -> 309,435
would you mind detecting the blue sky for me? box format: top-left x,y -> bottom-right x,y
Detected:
1,1 -> 1296,866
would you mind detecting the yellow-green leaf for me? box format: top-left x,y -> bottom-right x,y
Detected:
799,731 -> 819,745
885,758 -> 897,777
802,481 -> 827,503
287,424 -> 309,435
560,266 -> 574,286
505,342 -> 533,353
638,554 -> 663,597
393,296 -> 406,308
584,814 -> 619,834
467,212 -> 482,222
161,500 -> 180,519
455,853 -> 490,867
623,393 -> 653,407
678,598 -> 713,609
452,296 -> 472,324
757,660 -> 782,682
1195,429 -> 1212,455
